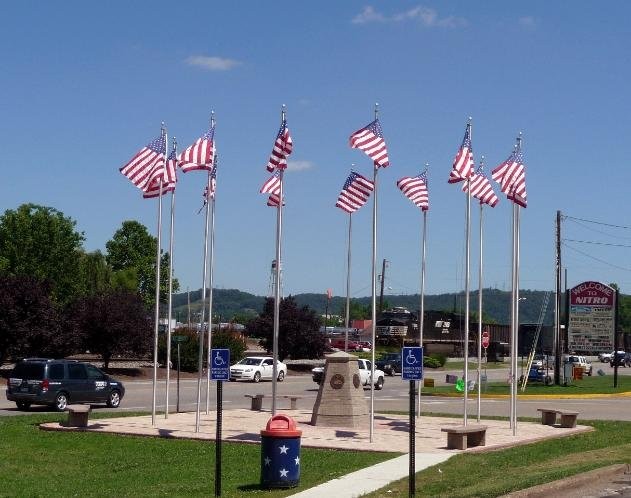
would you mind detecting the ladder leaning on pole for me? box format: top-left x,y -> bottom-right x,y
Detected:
520,291 -> 551,392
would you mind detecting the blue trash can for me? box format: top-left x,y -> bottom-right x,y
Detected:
260,414 -> 302,488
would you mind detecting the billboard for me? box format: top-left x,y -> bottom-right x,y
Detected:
568,281 -> 615,353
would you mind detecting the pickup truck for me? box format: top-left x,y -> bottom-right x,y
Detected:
312,359 -> 385,390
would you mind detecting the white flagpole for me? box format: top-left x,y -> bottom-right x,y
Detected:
206,155 -> 218,414
195,114 -> 214,433
510,201 -> 517,430
369,104 -> 379,443
344,211 -> 352,352
477,200 -> 483,423
513,200 -> 522,435
272,106 -> 286,416
463,176 -> 471,426
165,137 -> 177,419
417,164 -> 428,418
151,126 -> 166,426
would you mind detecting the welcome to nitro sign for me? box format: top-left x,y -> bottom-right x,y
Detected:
568,281 -> 615,353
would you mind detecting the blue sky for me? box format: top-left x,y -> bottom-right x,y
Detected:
2,2 -> 631,299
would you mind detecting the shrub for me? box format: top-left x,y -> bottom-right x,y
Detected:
428,353 -> 447,367
423,356 -> 442,368
159,328 -> 247,372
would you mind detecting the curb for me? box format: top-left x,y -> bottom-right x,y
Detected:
425,391 -> 631,399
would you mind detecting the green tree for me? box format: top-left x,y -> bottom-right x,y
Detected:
0,204 -> 85,304
105,220 -> 178,307
246,296 -> 325,360
0,275 -> 79,363
74,290 -> 152,369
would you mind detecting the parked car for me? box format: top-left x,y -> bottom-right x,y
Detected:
312,359 -> 385,389
599,351 -> 614,363
375,352 -> 402,376
329,338 -> 362,351
610,351 -> 630,368
356,341 -> 372,352
5,358 -> 125,411
565,355 -> 593,376
229,356 -> 287,382
519,366 -> 553,385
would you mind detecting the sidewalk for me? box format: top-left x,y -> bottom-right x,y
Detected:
41,409 -> 591,496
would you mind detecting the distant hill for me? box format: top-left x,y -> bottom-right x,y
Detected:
172,288 -> 556,325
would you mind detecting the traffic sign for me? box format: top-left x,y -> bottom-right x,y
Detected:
211,348 -> 230,381
482,330 -> 490,349
401,347 -> 423,381
172,335 -> 188,343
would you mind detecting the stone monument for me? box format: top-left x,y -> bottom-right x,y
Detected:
310,351 -> 368,428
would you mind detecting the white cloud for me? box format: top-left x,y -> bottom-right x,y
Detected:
185,55 -> 241,71
518,16 -> 537,29
352,6 -> 386,24
352,5 -> 467,28
286,160 -> 313,172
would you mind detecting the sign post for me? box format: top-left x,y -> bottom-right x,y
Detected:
172,335 -> 188,413
481,330 -> 489,392
402,346 -> 423,497
211,348 -> 230,497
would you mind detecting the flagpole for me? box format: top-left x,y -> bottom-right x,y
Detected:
195,114 -> 214,433
151,126 -> 166,427
417,164 -> 428,418
477,199 -> 483,423
513,203 -> 521,435
369,103 -> 379,443
463,175 -> 471,426
165,137 -> 177,419
272,106 -> 286,417
344,211 -> 352,352
206,154 -> 218,414
509,200 -> 517,430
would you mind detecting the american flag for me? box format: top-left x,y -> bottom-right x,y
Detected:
202,166 -> 217,202
491,141 -> 527,208
260,171 -> 281,195
349,119 -> 389,167
178,124 -> 215,173
266,120 -> 293,172
462,166 -> 498,207
143,143 -> 178,199
397,172 -> 429,211
266,193 -> 284,207
448,122 -> 474,184
335,171 -> 374,214
120,131 -> 166,191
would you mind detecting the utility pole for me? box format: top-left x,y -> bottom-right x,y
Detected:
378,259 -> 388,314
554,211 -> 562,385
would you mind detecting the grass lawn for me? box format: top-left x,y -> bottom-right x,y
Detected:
0,412 -> 395,497
421,374 -> 631,396
365,417 -> 631,497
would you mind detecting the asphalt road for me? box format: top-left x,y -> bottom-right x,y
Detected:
2,360 -> 631,420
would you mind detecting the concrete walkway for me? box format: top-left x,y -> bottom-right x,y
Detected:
41,408 -> 592,496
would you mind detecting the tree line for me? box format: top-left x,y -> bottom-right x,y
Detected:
0,204 -> 177,367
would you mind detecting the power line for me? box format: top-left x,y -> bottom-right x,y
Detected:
563,215 -> 631,230
564,217 -> 631,241
562,241 -> 631,272
563,238 -> 631,249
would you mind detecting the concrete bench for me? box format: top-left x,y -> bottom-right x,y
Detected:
244,394 -> 264,411
536,408 -> 558,426
536,408 -> 579,428
66,404 -> 91,427
441,425 -> 488,450
280,395 -> 303,410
